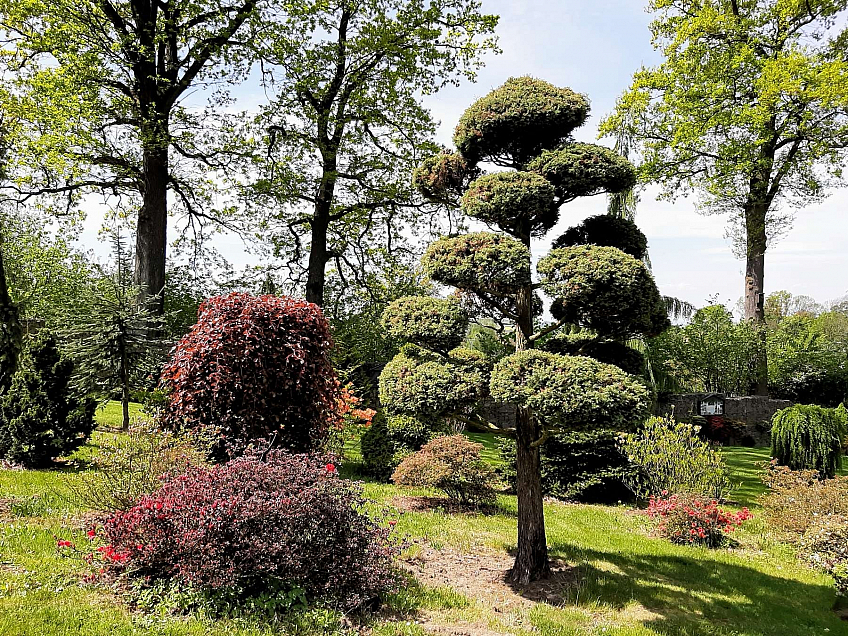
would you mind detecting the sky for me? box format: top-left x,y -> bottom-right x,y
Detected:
74,0 -> 848,311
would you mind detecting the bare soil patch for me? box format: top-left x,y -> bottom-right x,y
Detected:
402,544 -> 578,610
390,496 -> 503,516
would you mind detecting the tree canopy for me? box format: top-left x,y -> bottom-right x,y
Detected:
601,0 -> 848,393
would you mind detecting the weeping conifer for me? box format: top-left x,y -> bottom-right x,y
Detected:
771,404 -> 846,478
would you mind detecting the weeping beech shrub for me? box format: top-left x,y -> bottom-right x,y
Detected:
771,404 -> 845,478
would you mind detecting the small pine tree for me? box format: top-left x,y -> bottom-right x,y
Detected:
771,404 -> 845,478
0,332 -> 95,467
62,232 -> 164,431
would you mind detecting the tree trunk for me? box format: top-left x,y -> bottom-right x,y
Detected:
134,131 -> 169,316
305,159 -> 337,307
305,208 -> 330,307
744,203 -> 769,396
507,234 -> 550,585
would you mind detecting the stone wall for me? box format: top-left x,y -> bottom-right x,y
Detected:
656,393 -> 791,447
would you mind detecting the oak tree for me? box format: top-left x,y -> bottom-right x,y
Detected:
601,0 -> 848,394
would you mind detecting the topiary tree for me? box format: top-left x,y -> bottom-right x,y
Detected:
0,332 -> 95,467
379,77 -> 667,583
771,404 -> 846,478
160,293 -> 339,458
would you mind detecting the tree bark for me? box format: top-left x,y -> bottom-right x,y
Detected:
305,207 -> 330,307
134,132 -> 169,316
744,201 -> 769,396
305,155 -> 338,307
507,233 -> 550,585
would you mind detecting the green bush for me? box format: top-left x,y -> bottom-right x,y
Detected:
550,214 -> 647,260
541,333 -> 645,376
539,245 -> 669,339
360,411 -> 436,480
453,76 -> 589,166
0,332 -> 95,467
422,232 -> 531,296
499,430 -> 634,503
392,435 -> 497,507
67,423 -> 206,512
380,297 -> 468,354
378,346 -> 488,418
771,404 -> 845,478
490,350 -> 650,431
620,416 -> 733,501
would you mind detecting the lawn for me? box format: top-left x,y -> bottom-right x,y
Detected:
0,416 -> 844,636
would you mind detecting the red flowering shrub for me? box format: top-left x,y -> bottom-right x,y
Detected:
101,451 -> 402,610
647,493 -> 752,548
160,293 -> 339,455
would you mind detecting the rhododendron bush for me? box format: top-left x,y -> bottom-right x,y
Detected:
648,493 -> 752,548
160,293 -> 339,455
99,452 -> 402,610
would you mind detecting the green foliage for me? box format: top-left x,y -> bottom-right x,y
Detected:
539,245 -> 669,338
490,350 -> 650,431
461,171 -> 556,237
66,424 -> 206,512
499,430 -> 634,503
61,233 -> 165,430
360,412 -> 395,480
542,333 -> 645,376
601,0 -> 848,216
380,296 -> 469,353
0,332 -> 95,467
527,143 -> 636,203
647,305 -> 761,394
0,237 -> 20,393
771,404 -> 845,478
620,416 -> 734,501
551,214 -> 648,260
422,232 -> 531,296
453,76 -> 589,166
768,314 -> 848,406
359,411 -> 435,481
411,151 -> 479,203
0,211 -> 93,324
252,0 -> 498,305
378,346 -> 487,419
391,434 -> 497,506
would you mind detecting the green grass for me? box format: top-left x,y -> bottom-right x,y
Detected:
1,429 -> 845,635
94,401 -> 147,429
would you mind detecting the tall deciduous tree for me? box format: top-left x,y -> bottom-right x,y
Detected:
251,0 -> 498,306
0,0 -> 265,313
380,77 -> 666,583
601,0 -> 848,394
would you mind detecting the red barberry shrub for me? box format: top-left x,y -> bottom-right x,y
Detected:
392,435 -> 497,507
160,293 -> 339,455
101,452 -> 402,610
647,493 -> 752,548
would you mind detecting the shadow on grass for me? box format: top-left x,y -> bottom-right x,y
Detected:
547,540 -> 842,635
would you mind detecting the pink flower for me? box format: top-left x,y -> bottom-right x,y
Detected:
56,539 -> 74,548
